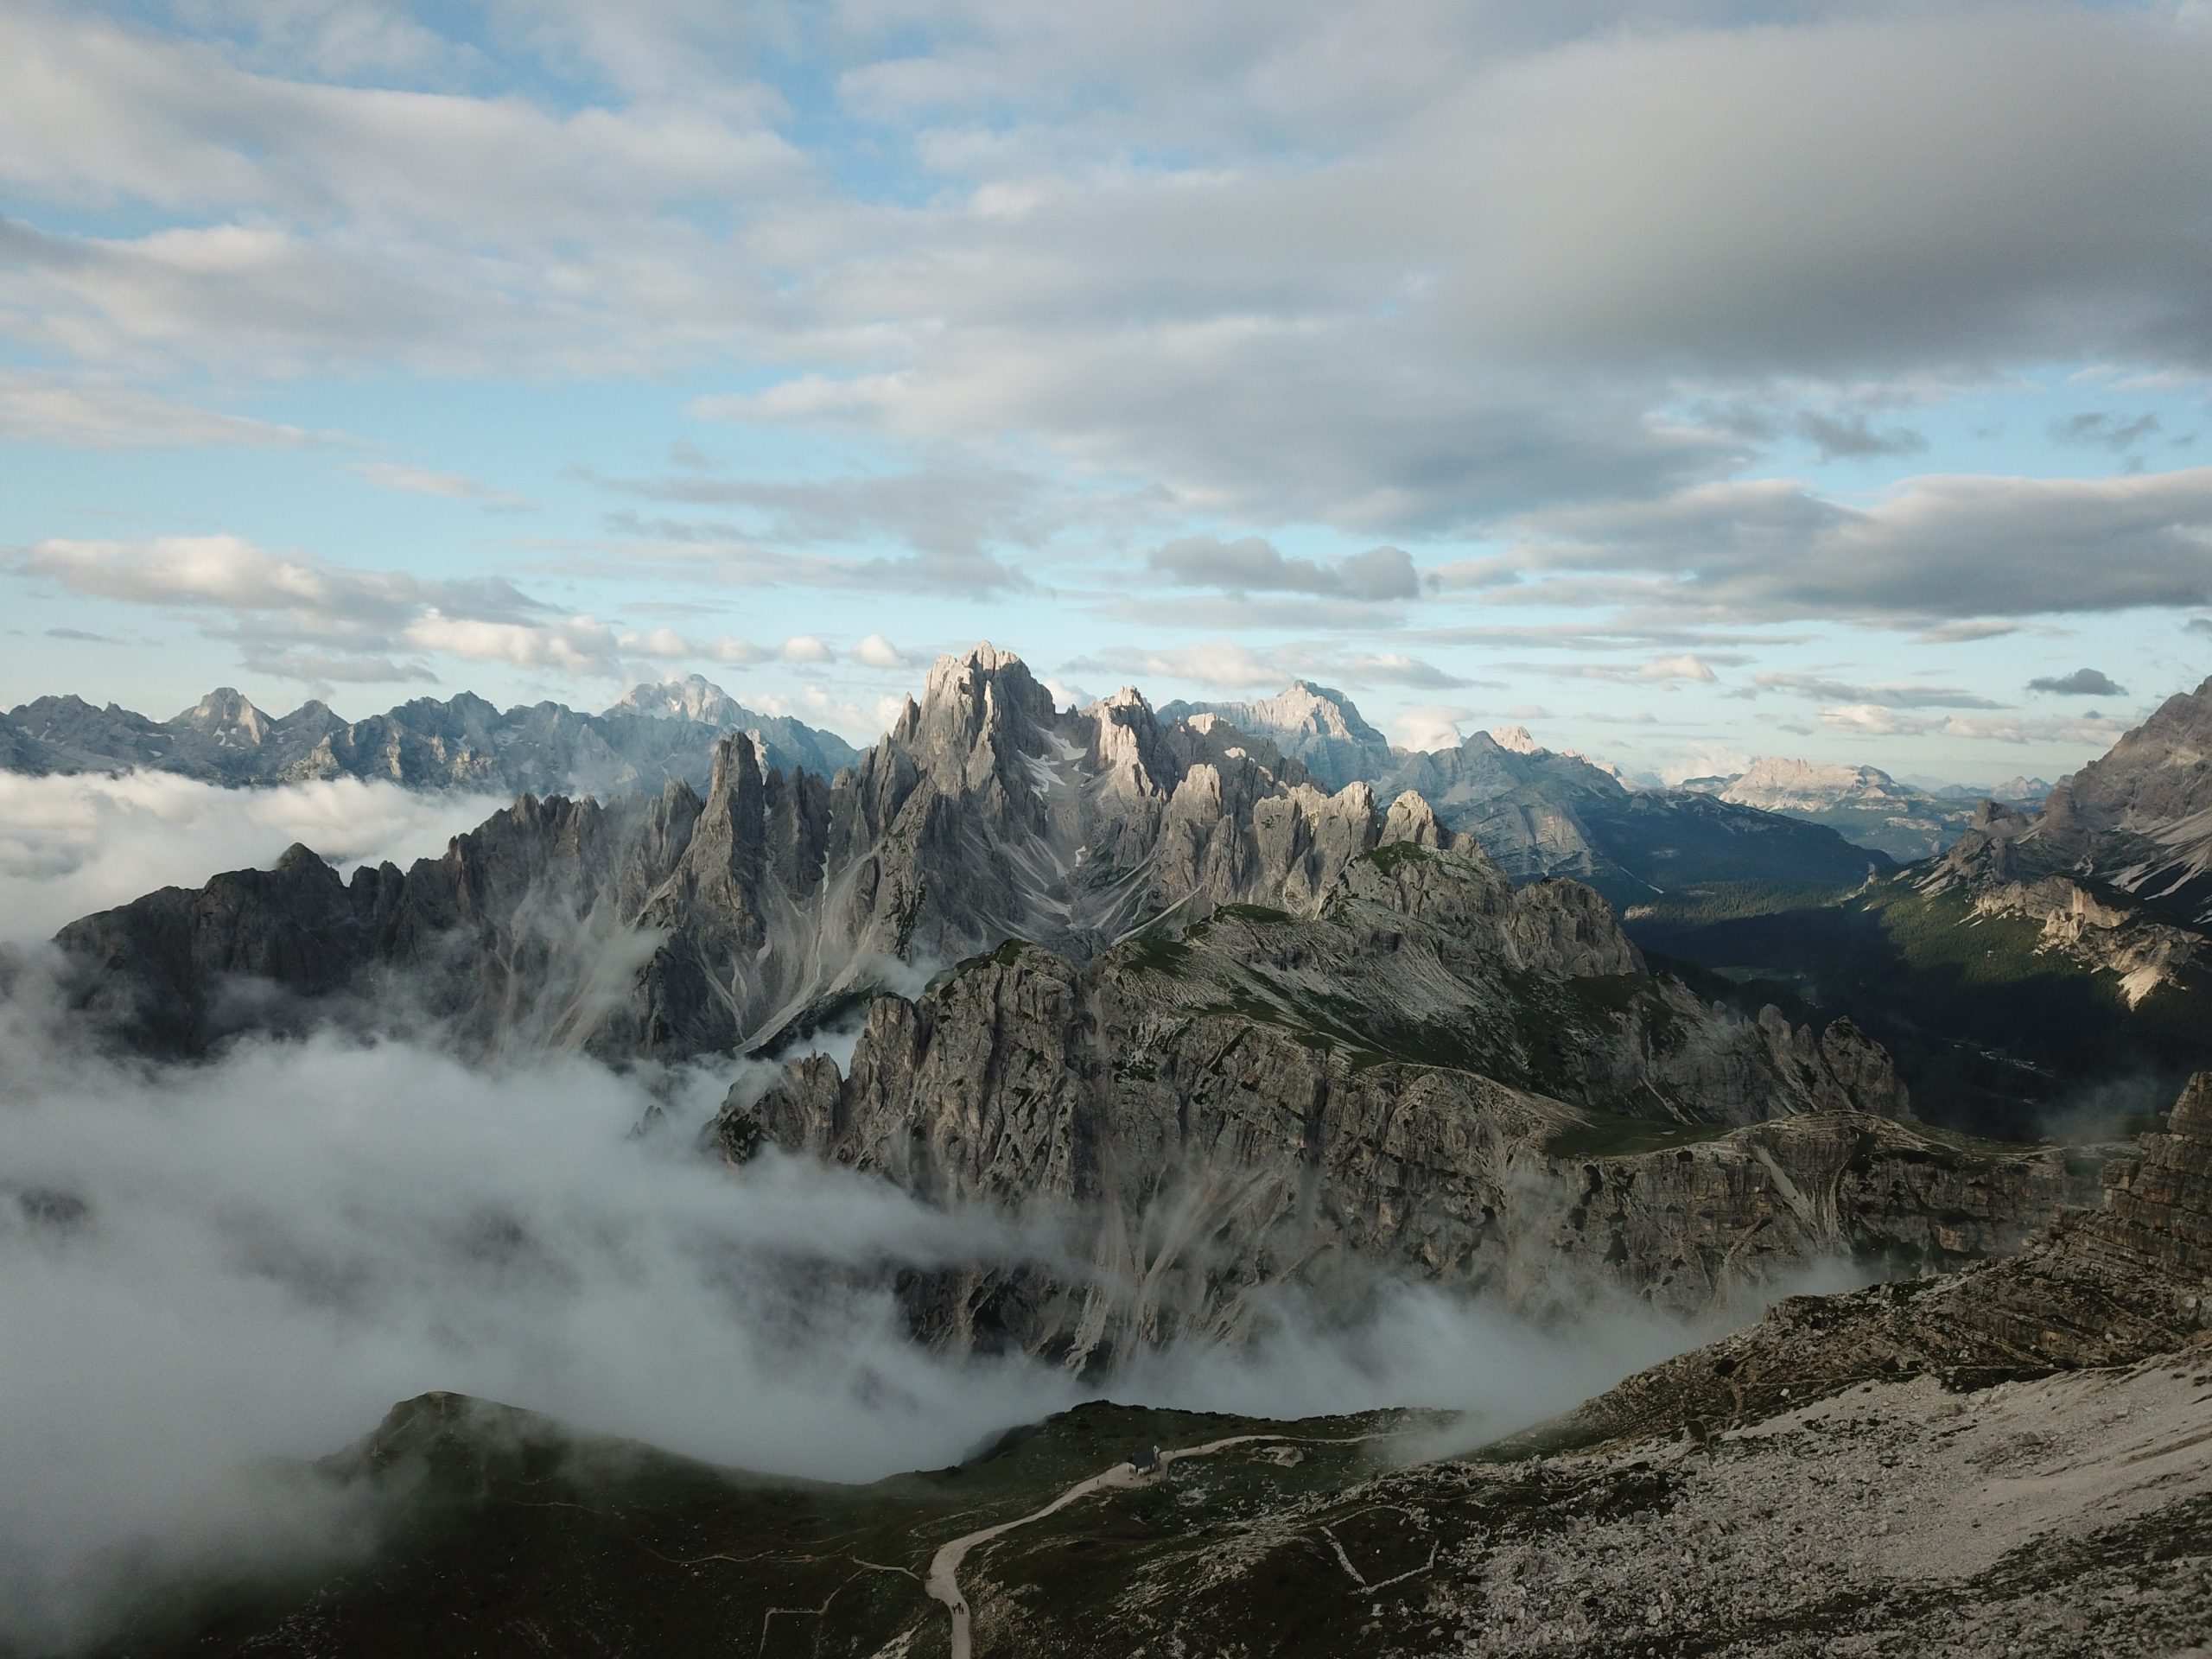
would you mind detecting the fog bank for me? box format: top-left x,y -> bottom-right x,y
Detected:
0,770 -> 507,947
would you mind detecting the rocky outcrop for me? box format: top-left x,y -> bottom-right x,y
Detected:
1158,681 -> 1395,790
2082,1071 -> 2212,1278
1925,676 -> 2212,948
1923,798 -> 2206,1005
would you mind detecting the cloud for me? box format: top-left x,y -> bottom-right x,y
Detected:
16,534 -> 546,637
1518,654 -> 1724,684
587,462 -> 1071,562
2026,667 -> 2127,696
1815,704 -> 2131,746
401,610 -> 616,672
1637,654 -> 1717,683
1390,704 -> 1467,751
42,626 -> 124,645
2050,411 -> 2163,454
9,534 -> 747,684
0,7 -> 801,377
0,371 -> 325,448
0,771 -> 505,949
1911,619 -> 2019,645
850,632 -> 908,671
238,646 -> 437,685
353,461 -> 531,511
1792,410 -> 1928,461
1071,639 -> 1468,693
1145,537 -> 1420,601
1753,671 -> 2002,709
1509,467 -> 2212,622
587,513 -> 1033,597
2190,617 -> 2212,636
779,634 -> 833,664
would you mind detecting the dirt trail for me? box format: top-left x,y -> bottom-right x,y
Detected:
923,1433 -> 1372,1659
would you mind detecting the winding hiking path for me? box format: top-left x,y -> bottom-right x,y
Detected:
923,1433 -> 1374,1659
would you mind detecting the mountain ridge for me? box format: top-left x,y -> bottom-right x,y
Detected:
0,675 -> 861,796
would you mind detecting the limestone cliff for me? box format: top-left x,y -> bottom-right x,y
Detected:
696,839 -> 2107,1366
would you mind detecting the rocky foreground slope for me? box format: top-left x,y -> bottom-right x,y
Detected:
88,1076 -> 2212,1659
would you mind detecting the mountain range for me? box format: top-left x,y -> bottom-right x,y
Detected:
0,674 -> 861,795
26,643 -> 2212,1656
1677,755 -> 2046,861
1162,683 -> 1893,902
56,643 -> 2044,1361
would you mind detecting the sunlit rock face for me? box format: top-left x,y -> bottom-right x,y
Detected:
1916,677 -> 2212,1002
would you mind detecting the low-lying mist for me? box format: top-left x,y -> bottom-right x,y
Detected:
0,770 -> 507,948
0,1003 -> 1834,1649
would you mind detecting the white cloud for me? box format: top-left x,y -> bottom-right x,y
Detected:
0,771 -> 504,948
0,371 -> 325,448
1815,703 -> 2133,746
401,610 -> 616,672
1638,654 -> 1718,683
1072,639 -> 1469,693
849,632 -> 908,670
780,633 -> 833,663
352,461 -> 531,510
1390,703 -> 1466,751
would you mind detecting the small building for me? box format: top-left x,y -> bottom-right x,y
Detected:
1129,1445 -> 1161,1476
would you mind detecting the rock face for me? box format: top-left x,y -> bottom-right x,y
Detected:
0,677 -> 859,795
54,645 -> 2100,1361
1158,681 -> 1393,790
1535,1070 -> 2212,1452
696,829 -> 2110,1365
1922,709 -> 2212,1005
1171,683 -> 1890,904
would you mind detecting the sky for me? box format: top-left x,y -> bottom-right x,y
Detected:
3,1 -> 2211,785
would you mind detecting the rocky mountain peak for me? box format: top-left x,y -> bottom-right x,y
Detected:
1487,724 -> 1541,755
170,686 -> 271,744
612,674 -> 744,726
2061,674 -> 2211,819
908,643 -> 1059,795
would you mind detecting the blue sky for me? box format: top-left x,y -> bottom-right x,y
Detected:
3,1 -> 2211,785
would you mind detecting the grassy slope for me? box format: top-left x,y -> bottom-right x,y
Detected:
91,1395 -> 1420,1659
